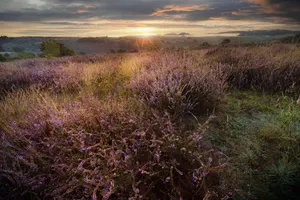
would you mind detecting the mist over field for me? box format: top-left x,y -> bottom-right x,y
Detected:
1,0 -> 300,200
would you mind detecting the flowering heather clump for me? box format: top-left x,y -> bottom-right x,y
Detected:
0,54 -> 129,97
0,93 -> 229,199
129,51 -> 227,116
206,45 -> 300,94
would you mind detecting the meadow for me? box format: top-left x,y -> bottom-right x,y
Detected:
0,44 -> 300,199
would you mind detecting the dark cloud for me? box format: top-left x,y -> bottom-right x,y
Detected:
248,0 -> 300,22
0,0 -> 299,25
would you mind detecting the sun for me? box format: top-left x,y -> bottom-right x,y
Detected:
135,27 -> 156,37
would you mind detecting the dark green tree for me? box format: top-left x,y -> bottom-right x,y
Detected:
0,54 -> 7,62
40,40 -> 75,58
221,39 -> 231,45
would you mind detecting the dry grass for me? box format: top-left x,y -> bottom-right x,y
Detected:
206,44 -> 300,94
1,45 -> 300,199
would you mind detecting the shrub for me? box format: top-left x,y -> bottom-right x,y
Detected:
201,42 -> 210,47
221,39 -> 231,45
205,45 -> 300,94
16,52 -> 36,59
117,49 -> 126,53
129,51 -> 227,116
0,93 -> 229,199
0,54 -> 6,62
40,40 -> 75,58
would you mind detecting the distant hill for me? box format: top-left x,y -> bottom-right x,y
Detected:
218,30 -> 300,37
278,34 -> 300,44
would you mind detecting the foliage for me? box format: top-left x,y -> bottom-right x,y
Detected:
40,40 -> 75,58
15,52 -> 36,59
205,45 -> 300,95
0,92 -> 229,199
0,54 -> 7,62
201,42 -> 210,47
208,91 -> 300,200
221,39 -> 231,45
12,46 -> 25,53
129,51 -> 227,116
278,34 -> 300,44
117,49 -> 127,53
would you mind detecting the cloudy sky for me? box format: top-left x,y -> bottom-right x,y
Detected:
1,0 -> 300,37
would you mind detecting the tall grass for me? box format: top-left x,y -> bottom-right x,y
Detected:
129,51 -> 227,116
1,45 -> 300,199
0,89 -> 228,199
206,44 -> 300,94
0,51 -> 230,199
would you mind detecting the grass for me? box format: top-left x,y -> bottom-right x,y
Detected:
0,44 -> 300,199
207,91 -> 300,200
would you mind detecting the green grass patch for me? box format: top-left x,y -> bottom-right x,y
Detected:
207,91 -> 300,199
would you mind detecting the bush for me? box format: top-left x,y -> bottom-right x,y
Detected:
117,49 -> 126,53
40,40 -> 75,58
129,51 -> 227,116
205,45 -> 300,94
221,39 -> 231,45
201,42 -> 210,47
0,93 -> 229,199
0,54 -> 6,62
16,52 -> 36,59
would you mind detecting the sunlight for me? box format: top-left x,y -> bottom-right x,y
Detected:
134,27 -> 156,36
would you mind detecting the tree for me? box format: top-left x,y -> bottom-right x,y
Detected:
40,40 -> 75,58
221,39 -> 231,45
0,54 -> 7,62
59,43 -> 75,56
201,42 -> 210,47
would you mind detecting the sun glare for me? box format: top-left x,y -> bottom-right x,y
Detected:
135,27 -> 156,37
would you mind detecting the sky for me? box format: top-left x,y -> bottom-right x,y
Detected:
0,0 -> 300,37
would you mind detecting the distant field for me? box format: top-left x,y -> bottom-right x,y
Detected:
0,44 -> 300,200
0,36 -> 275,56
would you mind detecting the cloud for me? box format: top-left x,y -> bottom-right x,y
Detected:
0,0 -> 272,22
0,0 -> 299,37
247,0 -> 300,21
151,4 -> 211,16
